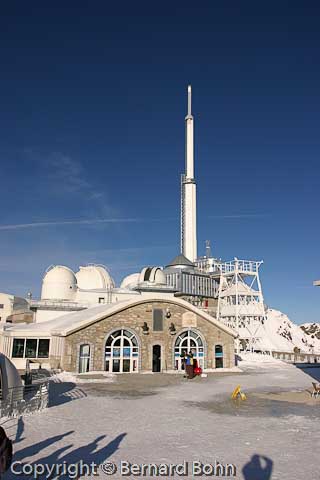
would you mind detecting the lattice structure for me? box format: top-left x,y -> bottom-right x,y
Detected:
195,256 -> 268,352
180,174 -> 186,254
215,259 -> 267,352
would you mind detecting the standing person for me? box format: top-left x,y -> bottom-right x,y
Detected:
191,348 -> 198,371
180,350 -> 187,375
185,351 -> 195,379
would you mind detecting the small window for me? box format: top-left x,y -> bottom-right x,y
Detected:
0,304 -> 4,309
215,344 -> 223,369
98,297 -> 105,304
25,339 -> 37,358
153,309 -> 163,331
12,339 -> 25,358
215,345 -> 223,356
38,339 -> 50,358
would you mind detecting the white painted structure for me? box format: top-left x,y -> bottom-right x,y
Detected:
0,293 -> 30,322
120,273 -> 140,290
215,259 -> 267,352
76,264 -> 115,290
29,264 -> 175,323
181,85 -> 197,263
41,265 -> 78,301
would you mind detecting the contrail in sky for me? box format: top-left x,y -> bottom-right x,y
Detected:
0,217 -> 175,231
0,214 -> 269,231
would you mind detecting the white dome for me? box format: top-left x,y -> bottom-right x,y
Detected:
41,265 -> 77,301
75,264 -> 115,290
120,273 -> 140,290
139,267 -> 166,285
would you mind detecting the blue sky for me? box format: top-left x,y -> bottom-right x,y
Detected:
0,1 -> 319,324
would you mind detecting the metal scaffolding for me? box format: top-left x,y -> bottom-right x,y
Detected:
216,258 -> 267,352
195,256 -> 267,353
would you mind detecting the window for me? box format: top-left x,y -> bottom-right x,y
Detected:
12,338 -> 50,359
98,297 -> 105,304
105,329 -> 139,373
25,339 -> 37,358
12,339 -> 25,358
38,339 -> 50,358
153,309 -> 163,331
174,329 -> 205,370
0,304 -> 4,309
79,344 -> 91,373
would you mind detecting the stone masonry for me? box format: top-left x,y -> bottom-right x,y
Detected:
61,301 -> 235,373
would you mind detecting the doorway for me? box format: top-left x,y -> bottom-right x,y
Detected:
215,344 -> 223,368
152,345 -> 161,372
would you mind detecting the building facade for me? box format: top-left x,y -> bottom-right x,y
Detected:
0,294 -> 236,373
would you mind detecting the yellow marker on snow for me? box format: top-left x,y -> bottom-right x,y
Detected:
231,385 -> 247,400
231,385 -> 241,399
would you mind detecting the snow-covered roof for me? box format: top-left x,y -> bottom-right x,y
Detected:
1,293 -> 237,338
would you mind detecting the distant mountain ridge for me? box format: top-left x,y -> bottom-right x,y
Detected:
259,309 -> 320,354
300,322 -> 320,340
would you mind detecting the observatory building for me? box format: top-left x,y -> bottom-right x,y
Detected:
0,258 -> 236,372
0,86 -> 270,373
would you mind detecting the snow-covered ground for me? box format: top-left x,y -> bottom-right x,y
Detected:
52,371 -> 115,384
239,352 -> 286,366
2,362 -> 319,480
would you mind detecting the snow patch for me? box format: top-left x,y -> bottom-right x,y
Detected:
239,352 -> 286,368
51,371 -> 115,384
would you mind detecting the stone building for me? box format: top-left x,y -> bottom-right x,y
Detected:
0,293 -> 236,373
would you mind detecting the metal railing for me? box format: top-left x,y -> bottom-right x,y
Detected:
0,381 -> 49,419
272,351 -> 320,364
29,299 -> 89,310
219,260 -> 261,274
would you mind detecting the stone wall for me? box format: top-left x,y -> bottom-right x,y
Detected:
61,301 -> 235,373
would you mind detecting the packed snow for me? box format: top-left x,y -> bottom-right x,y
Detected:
239,352 -> 285,366
3,364 -> 320,480
51,371 -> 115,384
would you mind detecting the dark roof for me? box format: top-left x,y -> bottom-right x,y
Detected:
166,254 -> 194,267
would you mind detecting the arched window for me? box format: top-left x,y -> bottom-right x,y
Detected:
105,329 -> 139,373
215,344 -> 223,368
79,344 -> 91,373
174,329 -> 204,370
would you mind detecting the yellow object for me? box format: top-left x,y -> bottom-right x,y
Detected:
231,385 -> 247,400
231,385 -> 241,399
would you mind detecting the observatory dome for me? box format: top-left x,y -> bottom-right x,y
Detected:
139,267 -> 166,285
75,264 -> 115,290
120,273 -> 140,290
41,265 -> 77,301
